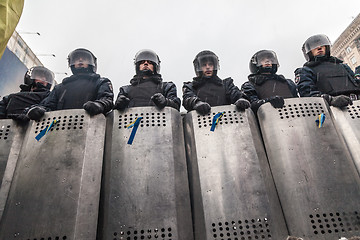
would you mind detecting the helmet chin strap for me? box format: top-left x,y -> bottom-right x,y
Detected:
258,65 -> 277,74
71,66 -> 94,75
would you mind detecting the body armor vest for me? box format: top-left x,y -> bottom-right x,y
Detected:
57,77 -> 98,110
128,80 -> 162,107
195,81 -> 227,107
253,79 -> 294,99
7,91 -> 49,115
312,62 -> 359,95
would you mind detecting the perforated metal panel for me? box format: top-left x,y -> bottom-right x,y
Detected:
183,105 -> 288,240
0,121 -> 14,184
210,218 -> 273,240
257,97 -> 360,240
331,100 -> 360,175
34,114 -> 85,134
99,107 -> 193,240
0,109 -> 106,240
277,101 -> 325,119
0,120 -> 28,223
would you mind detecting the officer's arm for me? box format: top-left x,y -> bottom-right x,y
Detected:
295,67 -> 321,97
95,78 -> 114,113
162,82 -> 181,110
286,79 -> 299,97
241,81 -> 259,103
0,95 -> 9,119
39,87 -> 59,111
224,78 -> 248,104
182,82 -> 199,111
342,64 -> 359,84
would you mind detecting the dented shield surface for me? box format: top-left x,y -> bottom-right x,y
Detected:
0,109 -> 106,240
0,119 -> 27,221
183,105 -> 288,240
330,100 -> 360,175
258,97 -> 360,240
99,107 -> 193,240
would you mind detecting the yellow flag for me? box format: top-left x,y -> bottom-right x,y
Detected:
0,0 -> 24,59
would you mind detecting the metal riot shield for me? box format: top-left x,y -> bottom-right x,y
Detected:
0,109 -> 106,240
257,97 -> 360,240
330,100 -> 360,175
0,119 -> 27,221
99,107 -> 193,240
183,105 -> 288,240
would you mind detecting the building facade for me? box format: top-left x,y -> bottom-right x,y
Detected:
0,31 -> 43,97
332,13 -> 360,72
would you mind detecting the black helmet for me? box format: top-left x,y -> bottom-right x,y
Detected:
67,48 -> 97,73
193,50 -> 219,77
134,49 -> 161,74
24,66 -> 55,90
302,34 -> 331,61
249,50 -> 279,74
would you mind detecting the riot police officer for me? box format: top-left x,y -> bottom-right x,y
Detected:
114,49 -> 180,110
0,66 -> 55,121
241,50 -> 298,112
182,50 -> 250,115
295,34 -> 360,108
27,48 -> 114,120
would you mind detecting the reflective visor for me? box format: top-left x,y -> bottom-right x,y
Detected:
68,49 -> 95,66
254,50 -> 279,67
303,34 -> 331,54
195,55 -> 219,72
135,50 -> 159,65
30,67 -> 55,85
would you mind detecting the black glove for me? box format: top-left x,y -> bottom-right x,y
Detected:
27,106 -> 46,120
267,96 -> 284,108
234,98 -> 251,111
8,114 -> 30,122
151,93 -> 167,109
83,101 -> 104,115
193,101 -> 211,115
330,95 -> 352,108
114,95 -> 130,110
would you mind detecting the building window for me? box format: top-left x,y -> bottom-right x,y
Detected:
351,56 -> 357,65
346,46 -> 352,53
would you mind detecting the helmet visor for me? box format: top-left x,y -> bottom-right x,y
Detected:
68,49 -> 96,67
303,34 -> 331,54
135,50 -> 159,65
195,54 -> 219,72
255,50 -> 279,67
30,67 -> 55,85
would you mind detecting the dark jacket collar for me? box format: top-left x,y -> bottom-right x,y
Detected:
304,56 -> 343,67
130,74 -> 163,86
248,73 -> 286,85
192,75 -> 222,88
62,73 -> 100,84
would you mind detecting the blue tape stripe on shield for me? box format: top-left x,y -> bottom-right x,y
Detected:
210,112 -> 225,132
127,117 -> 143,145
315,113 -> 325,128
35,119 -> 59,141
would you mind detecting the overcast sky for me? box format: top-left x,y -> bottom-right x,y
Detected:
16,0 -> 359,103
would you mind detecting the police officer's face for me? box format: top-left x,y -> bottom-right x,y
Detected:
74,57 -> 90,69
139,60 -> 154,72
311,45 -> 326,57
201,61 -> 214,77
260,58 -> 273,67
